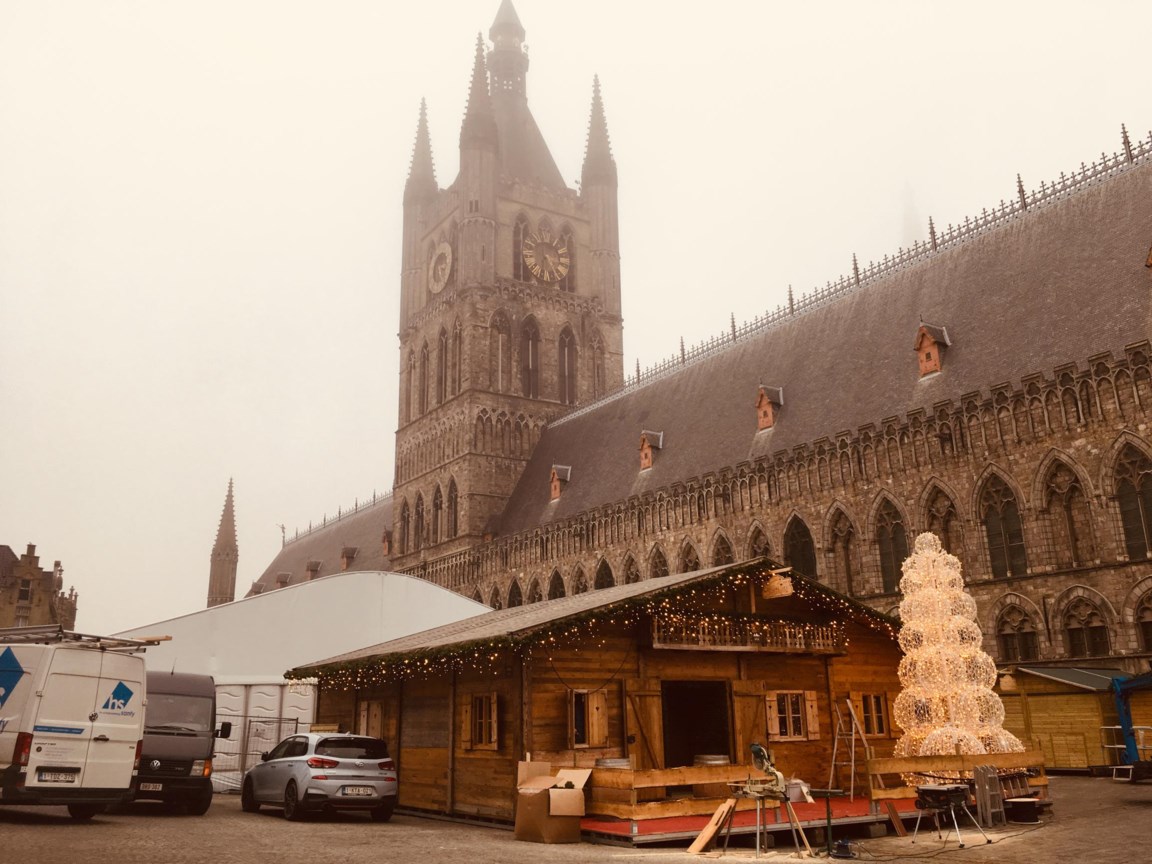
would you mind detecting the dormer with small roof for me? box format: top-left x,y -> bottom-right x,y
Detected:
914,322 -> 951,377
755,386 -> 783,431
550,465 -> 572,501
639,430 -> 663,469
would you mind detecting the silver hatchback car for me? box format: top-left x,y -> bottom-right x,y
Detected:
240,732 -> 398,821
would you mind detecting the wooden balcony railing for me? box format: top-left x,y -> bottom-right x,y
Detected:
650,615 -> 846,654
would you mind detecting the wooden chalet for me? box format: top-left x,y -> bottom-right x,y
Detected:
289,560 -> 903,826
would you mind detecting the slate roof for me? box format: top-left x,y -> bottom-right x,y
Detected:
290,560 -> 896,675
1015,665 -> 1130,692
247,495 -> 392,596
497,156 -> 1152,534
490,90 -> 567,190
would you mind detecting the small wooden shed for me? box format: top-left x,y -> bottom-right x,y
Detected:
289,561 -> 903,822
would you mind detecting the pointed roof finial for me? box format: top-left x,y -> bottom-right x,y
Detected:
1016,173 -> 1028,210
928,216 -> 938,251
490,0 -> 525,44
213,478 -> 237,552
460,32 -> 498,148
404,98 -> 438,202
1122,123 -> 1134,163
787,284 -> 795,314
852,253 -> 861,286
581,75 -> 617,188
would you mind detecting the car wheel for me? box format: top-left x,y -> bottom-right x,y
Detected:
282,780 -> 306,821
241,778 -> 260,813
371,795 -> 396,823
67,803 -> 104,821
186,787 -> 213,816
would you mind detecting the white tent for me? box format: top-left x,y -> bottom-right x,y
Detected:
116,571 -> 487,788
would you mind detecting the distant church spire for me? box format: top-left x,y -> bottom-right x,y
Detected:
404,99 -> 438,203
581,76 -> 617,187
460,33 -> 498,147
207,479 -> 238,608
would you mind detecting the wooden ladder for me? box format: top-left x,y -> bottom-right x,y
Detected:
973,765 -> 1005,827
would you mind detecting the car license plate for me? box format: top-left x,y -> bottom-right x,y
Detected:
140,783 -> 163,792
39,771 -> 77,783
342,786 -> 374,797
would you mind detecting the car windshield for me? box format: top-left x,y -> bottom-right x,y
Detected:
315,737 -> 389,759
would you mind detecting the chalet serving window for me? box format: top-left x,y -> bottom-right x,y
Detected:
768,690 -> 819,741
462,692 -> 499,751
569,689 -> 608,748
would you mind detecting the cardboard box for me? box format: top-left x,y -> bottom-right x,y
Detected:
513,762 -> 592,843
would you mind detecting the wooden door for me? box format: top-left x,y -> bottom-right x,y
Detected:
624,678 -> 665,769
732,680 -> 768,767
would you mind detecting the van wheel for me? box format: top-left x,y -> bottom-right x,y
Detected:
67,803 -> 104,821
241,778 -> 260,813
186,787 -> 213,816
282,780 -> 306,821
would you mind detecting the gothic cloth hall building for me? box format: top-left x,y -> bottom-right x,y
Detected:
249,1 -> 1152,676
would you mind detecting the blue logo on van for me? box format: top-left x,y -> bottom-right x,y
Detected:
0,647 -> 24,709
101,681 -> 135,712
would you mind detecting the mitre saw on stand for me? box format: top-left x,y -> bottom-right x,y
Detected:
726,743 -> 815,858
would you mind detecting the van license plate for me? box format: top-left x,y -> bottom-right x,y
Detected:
342,786 -> 373,797
39,771 -> 77,783
140,783 -> 163,792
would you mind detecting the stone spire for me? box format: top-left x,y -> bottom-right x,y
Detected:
460,33 -> 498,148
487,0 -> 529,100
207,479 -> 238,608
581,76 -> 617,187
404,99 -> 438,203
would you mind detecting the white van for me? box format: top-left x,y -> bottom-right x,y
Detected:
0,626 -> 157,820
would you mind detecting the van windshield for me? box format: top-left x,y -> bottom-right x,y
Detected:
145,694 -> 214,734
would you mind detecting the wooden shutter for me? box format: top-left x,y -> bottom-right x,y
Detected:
849,691 -> 865,736
487,692 -> 500,748
732,681 -> 768,764
624,679 -> 664,770
461,699 -> 473,750
887,691 -> 901,737
587,690 -> 608,748
805,691 -> 821,740
367,700 -> 384,739
766,690 -> 781,738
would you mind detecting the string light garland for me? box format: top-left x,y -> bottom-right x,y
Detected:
892,533 -> 1023,782
287,562 -> 900,692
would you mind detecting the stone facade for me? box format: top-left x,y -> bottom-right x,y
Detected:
382,3 -> 1152,676
0,543 -> 78,630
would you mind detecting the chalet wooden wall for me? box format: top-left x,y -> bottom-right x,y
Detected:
998,674 -> 1118,768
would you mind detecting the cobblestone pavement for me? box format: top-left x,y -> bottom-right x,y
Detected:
2,776 -> 1150,864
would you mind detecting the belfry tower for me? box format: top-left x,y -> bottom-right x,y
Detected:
392,0 -> 623,570
206,479 -> 238,607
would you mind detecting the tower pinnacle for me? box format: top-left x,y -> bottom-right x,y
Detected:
207,478 -> 238,607
404,99 -> 438,203
581,76 -> 617,187
460,33 -> 498,147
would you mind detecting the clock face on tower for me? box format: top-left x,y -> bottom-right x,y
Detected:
429,241 -> 453,294
522,230 -> 570,283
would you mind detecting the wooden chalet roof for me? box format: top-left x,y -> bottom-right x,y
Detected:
289,560 -> 898,679
1015,665 -> 1130,691
496,154 -> 1152,534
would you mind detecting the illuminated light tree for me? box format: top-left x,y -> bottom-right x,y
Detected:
893,533 -> 1023,778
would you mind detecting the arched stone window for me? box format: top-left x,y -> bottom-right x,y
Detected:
419,342 -> 429,416
405,351 -> 415,424
1044,461 -> 1095,567
829,510 -> 856,594
784,517 -> 817,578
490,313 -> 512,393
447,479 -> 459,539
472,589 -> 483,604
527,579 -> 543,604
431,486 -> 443,545
876,500 -> 909,594
748,526 -> 771,559
508,581 -> 523,608
1115,445 -> 1152,560
1137,592 -> 1152,651
558,224 -> 575,292
623,555 -> 640,584
679,541 -> 701,573
1063,596 -> 1110,657
548,570 -> 566,600
452,320 -> 463,396
520,318 -> 540,398
996,605 -> 1039,662
712,534 -> 734,566
595,560 -> 614,589
397,500 -> 410,556
413,495 -> 425,553
558,327 -> 577,405
489,587 -> 503,610
513,213 -> 529,281
980,475 -> 1028,578
590,333 -> 606,399
437,328 -> 449,405
925,487 -> 962,555
572,567 -> 588,594
649,547 -> 670,579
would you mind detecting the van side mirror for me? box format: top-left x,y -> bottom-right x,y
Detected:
260,752 -> 271,762
216,721 -> 233,740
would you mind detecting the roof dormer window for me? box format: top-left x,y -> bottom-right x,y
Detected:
639,430 -> 663,470
756,386 -> 783,431
550,465 -> 571,501
914,323 -> 951,377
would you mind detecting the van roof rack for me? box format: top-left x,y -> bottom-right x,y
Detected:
0,624 -> 168,652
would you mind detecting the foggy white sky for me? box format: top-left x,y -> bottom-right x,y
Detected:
2,0 -> 1150,635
